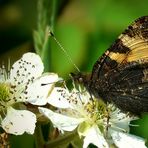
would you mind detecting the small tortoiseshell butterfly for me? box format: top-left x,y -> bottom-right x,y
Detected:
71,16 -> 148,115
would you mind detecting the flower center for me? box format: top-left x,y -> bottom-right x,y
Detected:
84,99 -> 107,124
0,83 -> 10,102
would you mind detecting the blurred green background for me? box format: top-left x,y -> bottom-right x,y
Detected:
0,0 -> 148,147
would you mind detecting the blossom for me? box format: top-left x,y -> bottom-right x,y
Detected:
0,52 -> 59,135
39,87 -> 146,148
1,107 -> 36,135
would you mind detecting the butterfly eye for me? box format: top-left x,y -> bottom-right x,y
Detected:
79,77 -> 83,83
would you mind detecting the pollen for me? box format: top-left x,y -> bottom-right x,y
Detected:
0,83 -> 10,102
84,99 -> 107,124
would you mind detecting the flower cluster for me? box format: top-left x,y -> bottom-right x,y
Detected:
0,52 -> 146,148
0,53 -> 59,135
39,87 -> 146,148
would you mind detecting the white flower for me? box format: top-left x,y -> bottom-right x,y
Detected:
0,52 -> 59,135
109,130 -> 146,148
1,107 -> 36,135
39,87 -> 146,148
105,105 -> 146,148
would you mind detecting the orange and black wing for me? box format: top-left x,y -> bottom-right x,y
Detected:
90,16 -> 148,115
91,16 -> 148,79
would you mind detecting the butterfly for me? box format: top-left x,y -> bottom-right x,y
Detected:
71,16 -> 148,115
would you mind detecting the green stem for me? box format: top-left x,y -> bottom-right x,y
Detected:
50,0 -> 58,31
44,130 -> 78,148
34,123 -> 45,148
41,0 -> 58,72
34,0 -> 58,71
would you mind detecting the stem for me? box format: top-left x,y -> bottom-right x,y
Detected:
34,123 -> 45,148
41,0 -> 58,72
50,0 -> 58,31
44,130 -> 78,148
34,0 -> 58,71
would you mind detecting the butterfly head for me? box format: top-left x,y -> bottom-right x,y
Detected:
70,72 -> 91,88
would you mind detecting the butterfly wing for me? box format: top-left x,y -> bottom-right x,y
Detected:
90,16 -> 148,114
91,16 -> 148,79
105,63 -> 148,114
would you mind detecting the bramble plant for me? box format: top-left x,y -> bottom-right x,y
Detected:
0,0 -> 148,148
0,52 -> 147,148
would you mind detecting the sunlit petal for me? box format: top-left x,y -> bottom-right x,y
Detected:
10,52 -> 44,85
110,130 -> 146,148
26,73 -> 59,105
39,107 -> 84,132
48,87 -> 72,108
83,125 -> 109,148
1,107 -> 36,135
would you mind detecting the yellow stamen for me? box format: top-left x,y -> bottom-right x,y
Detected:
0,83 -> 10,102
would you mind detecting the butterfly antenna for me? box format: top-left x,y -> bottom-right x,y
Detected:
49,30 -> 80,72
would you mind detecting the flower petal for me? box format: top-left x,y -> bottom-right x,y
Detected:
71,88 -> 90,105
109,105 -> 138,133
48,87 -> 72,108
83,125 -> 109,148
110,130 -> 146,148
1,107 -> 36,135
39,107 -> 84,132
10,52 -> 44,85
26,73 -> 59,105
